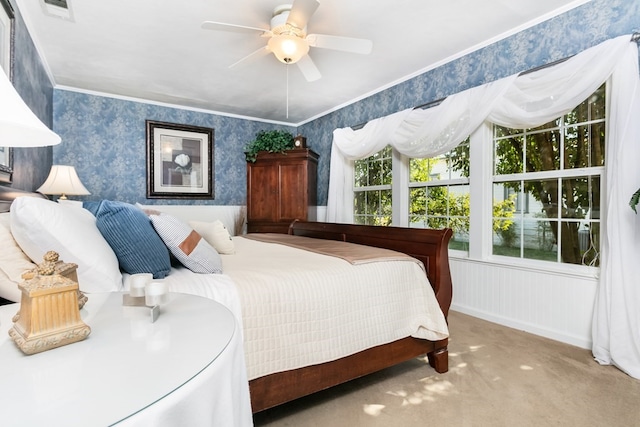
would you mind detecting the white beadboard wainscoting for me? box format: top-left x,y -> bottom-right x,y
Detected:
450,257 -> 599,349
138,205 -> 246,235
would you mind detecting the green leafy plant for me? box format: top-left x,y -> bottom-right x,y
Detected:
631,188 -> 640,213
244,130 -> 295,162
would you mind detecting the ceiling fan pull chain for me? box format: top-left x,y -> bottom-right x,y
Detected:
286,64 -> 290,119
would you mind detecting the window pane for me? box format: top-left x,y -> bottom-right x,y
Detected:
522,218 -> 558,262
354,162 -> 368,187
495,125 -> 521,138
569,83 -> 606,124
411,138 -> 470,183
564,122 -> 605,169
354,191 -> 366,214
494,136 -> 524,175
409,187 -> 426,217
523,178 -> 558,219
526,130 -> 560,172
528,118 -> 561,132
381,189 -> 392,217
368,161 -> 381,186
382,157 -> 392,185
493,217 -> 521,258
578,223 -> 600,267
561,176 -> 600,220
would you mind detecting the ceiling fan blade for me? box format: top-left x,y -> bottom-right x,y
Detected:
296,54 -> 321,82
201,21 -> 270,35
229,46 -> 271,69
286,0 -> 319,30
306,34 -> 373,55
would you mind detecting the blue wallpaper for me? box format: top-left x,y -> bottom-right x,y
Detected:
52,0 -> 640,206
7,0 -> 53,191
53,92 -> 294,205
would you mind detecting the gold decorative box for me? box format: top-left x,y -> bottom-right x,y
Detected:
9,251 -> 91,355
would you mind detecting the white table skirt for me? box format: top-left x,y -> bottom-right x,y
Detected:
0,292 -> 253,427
118,319 -> 253,427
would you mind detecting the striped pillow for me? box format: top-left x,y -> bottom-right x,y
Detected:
84,200 -> 171,279
149,213 -> 222,274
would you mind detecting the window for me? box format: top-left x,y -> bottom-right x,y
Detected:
409,139 -> 470,251
492,83 -> 605,266
353,145 -> 392,225
351,84 -> 606,268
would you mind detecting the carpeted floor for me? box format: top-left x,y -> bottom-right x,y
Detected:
253,311 -> 640,426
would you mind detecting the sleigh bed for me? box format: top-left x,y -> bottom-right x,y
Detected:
249,220 -> 452,412
0,186 -> 453,414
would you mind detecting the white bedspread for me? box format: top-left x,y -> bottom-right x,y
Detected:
133,236 -> 449,381
225,237 -> 449,380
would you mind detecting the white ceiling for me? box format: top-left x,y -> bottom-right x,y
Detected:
16,0 -> 589,125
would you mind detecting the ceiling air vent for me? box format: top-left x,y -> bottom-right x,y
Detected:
41,0 -> 74,21
44,0 -> 68,8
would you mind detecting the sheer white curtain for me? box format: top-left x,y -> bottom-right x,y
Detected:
326,35 -> 640,377
591,40 -> 640,379
326,77 -> 516,223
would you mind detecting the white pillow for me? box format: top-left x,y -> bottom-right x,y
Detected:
150,213 -> 223,274
0,213 -> 36,283
0,268 -> 21,303
189,219 -> 235,254
10,197 -> 122,293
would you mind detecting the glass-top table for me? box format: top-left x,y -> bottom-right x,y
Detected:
0,292 -> 251,426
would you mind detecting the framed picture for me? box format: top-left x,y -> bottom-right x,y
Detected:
146,120 -> 214,199
0,0 -> 14,184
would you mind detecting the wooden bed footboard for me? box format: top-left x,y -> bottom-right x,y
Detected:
249,220 -> 453,413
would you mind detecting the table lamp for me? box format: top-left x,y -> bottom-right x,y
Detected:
37,165 -> 90,200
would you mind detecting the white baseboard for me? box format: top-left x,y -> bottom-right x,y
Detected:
451,303 -> 592,350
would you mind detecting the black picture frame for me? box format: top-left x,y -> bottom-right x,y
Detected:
146,120 -> 214,199
0,0 -> 15,184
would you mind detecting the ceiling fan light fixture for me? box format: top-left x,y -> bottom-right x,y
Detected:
268,34 -> 309,64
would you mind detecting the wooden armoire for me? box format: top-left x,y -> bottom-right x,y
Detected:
246,148 -> 318,234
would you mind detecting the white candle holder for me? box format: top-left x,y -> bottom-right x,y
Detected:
123,274 -> 166,323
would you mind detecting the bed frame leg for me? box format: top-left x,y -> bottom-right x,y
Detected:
427,347 -> 448,373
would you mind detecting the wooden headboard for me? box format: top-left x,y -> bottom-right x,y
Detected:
288,220 -> 453,317
0,186 -> 47,213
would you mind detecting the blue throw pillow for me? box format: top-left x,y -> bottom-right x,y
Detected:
83,200 -> 171,279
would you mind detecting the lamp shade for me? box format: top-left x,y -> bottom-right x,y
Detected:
37,165 -> 90,199
0,66 -> 61,147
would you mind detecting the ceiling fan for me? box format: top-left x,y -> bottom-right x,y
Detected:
201,0 -> 373,82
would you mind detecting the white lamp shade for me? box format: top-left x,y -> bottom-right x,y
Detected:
0,66 -> 61,147
268,34 -> 309,64
37,165 -> 90,197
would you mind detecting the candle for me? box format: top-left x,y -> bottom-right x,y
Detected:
145,281 -> 168,306
129,273 -> 152,297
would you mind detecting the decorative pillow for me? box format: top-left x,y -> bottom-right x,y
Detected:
188,219 -> 236,254
84,200 -> 172,279
150,213 -> 223,274
10,197 -> 122,293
